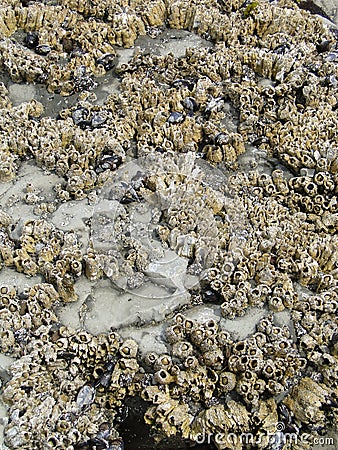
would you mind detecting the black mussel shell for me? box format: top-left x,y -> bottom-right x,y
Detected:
35,44 -> 51,56
75,437 -> 108,449
273,43 -> 290,55
316,40 -> 331,54
202,289 -> 221,303
71,47 -> 86,58
167,111 -> 185,124
24,31 -> 39,49
214,132 -> 229,146
72,107 -> 91,128
96,53 -> 117,71
172,78 -> 195,91
183,96 -> 198,111
91,113 -> 107,128
96,154 -> 122,173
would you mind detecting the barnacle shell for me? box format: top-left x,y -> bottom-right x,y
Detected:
218,371 -> 236,393
283,377 -> 334,426
119,338 -> 138,358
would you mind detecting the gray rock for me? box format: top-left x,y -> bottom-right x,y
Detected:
145,250 -> 188,291
8,83 -> 36,106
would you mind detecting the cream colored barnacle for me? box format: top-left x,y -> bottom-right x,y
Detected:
119,338 -> 138,359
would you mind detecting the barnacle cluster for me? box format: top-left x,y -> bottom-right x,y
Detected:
1,292 -> 133,449
141,313 -> 337,448
0,0 -> 338,448
0,217 -> 82,301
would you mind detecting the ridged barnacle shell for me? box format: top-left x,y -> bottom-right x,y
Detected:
263,342 -> 275,357
143,352 -> 158,368
69,259 -> 82,277
266,379 -> 284,395
197,334 -> 218,353
187,325 -> 204,347
203,318 -> 219,334
172,341 -> 193,360
272,324 -> 290,340
261,359 -> 276,379
202,347 -> 224,368
0,329 -> 15,353
309,292 -> 325,310
218,370 -> 236,393
57,324 -> 75,338
0,284 -> 16,298
154,354 -> 172,371
232,340 -> 248,355
216,330 -> 232,347
274,338 -> 292,356
166,323 -> 185,344
0,294 -> 11,307
153,369 -> 173,385
6,299 -> 19,313
300,334 -> 317,351
183,355 -> 199,370
14,252 -> 38,276
248,285 -> 266,307
210,276 -> 223,291
247,356 -> 262,373
142,385 -> 167,403
0,210 -> 13,228
227,354 -> 241,373
267,295 -> 285,312
173,313 -> 186,325
283,377 -> 332,425
256,316 -> 273,334
55,336 -> 69,351
236,374 -> 254,397
241,380 -> 260,401
300,312 -> 317,331
56,274 -> 78,302
220,260 -> 235,281
119,357 -> 139,372
28,283 -> 59,308
204,267 -> 220,282
182,318 -> 196,335
74,330 -> 92,344
55,418 -> 72,434
106,330 -> 122,352
83,251 -> 103,281
119,338 -> 138,358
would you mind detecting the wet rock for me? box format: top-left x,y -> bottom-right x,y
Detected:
74,279 -> 190,333
145,250 -> 188,291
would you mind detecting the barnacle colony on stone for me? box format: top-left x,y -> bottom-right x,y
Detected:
0,0 -> 338,449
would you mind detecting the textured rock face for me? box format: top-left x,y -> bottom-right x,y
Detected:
313,0 -> 338,25
145,251 -> 189,290
0,0 -> 338,449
